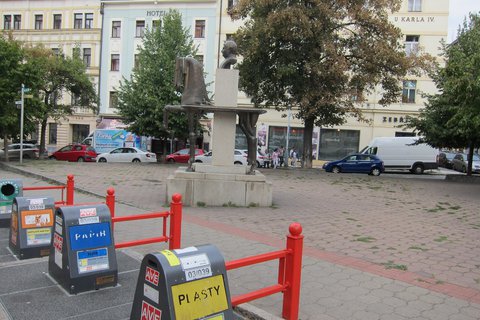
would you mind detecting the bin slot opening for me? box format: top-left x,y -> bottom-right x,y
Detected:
1,184 -> 15,197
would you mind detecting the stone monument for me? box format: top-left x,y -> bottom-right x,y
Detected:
165,41 -> 272,207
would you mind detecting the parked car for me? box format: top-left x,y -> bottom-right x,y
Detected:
96,147 -> 157,163
49,144 -> 97,162
166,148 -> 204,163
0,143 -> 39,160
451,153 -> 480,173
322,153 -> 385,176
437,151 -> 456,169
194,149 -> 247,165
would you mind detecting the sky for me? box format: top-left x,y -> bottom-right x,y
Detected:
448,0 -> 480,42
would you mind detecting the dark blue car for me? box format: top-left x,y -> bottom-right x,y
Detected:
322,153 -> 385,176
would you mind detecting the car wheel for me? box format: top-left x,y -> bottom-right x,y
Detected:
77,157 -> 85,162
49,156 -> 56,160
462,166 -> 466,173
332,166 -> 341,173
132,158 -> 141,163
23,154 -> 31,159
234,161 -> 242,165
98,158 -> 107,163
411,163 -> 424,174
195,160 -> 202,163
370,167 -> 381,176
167,158 -> 175,163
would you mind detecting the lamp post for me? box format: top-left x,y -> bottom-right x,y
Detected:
20,84 -> 25,164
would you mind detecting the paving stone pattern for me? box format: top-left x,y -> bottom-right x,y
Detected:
1,161 -> 480,319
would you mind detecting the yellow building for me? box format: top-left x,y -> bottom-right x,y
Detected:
1,0 -> 101,154
216,0 -> 450,159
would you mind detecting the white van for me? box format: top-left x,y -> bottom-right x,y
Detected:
361,137 -> 438,174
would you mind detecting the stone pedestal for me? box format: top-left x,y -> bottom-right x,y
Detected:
166,167 -> 272,207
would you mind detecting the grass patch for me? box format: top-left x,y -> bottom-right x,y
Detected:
222,201 -> 238,207
370,246 -> 379,250
248,202 -> 258,207
196,201 -> 206,207
381,261 -> 408,271
408,245 -> 429,252
346,218 -> 357,221
355,236 -> 376,243
434,236 -> 448,242
449,205 -> 461,210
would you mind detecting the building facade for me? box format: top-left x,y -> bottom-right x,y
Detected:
1,0 -> 102,154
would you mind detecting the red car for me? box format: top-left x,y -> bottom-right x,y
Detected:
50,144 -> 97,162
166,148 -> 204,163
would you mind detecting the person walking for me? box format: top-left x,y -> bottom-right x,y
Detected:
290,148 -> 298,167
278,146 -> 285,167
272,148 -> 279,169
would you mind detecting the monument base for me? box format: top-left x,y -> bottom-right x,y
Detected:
166,167 -> 273,207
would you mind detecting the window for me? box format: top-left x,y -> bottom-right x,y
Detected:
227,0 -> 238,10
136,20 -> 145,37
109,91 -> 118,108
48,123 -> 57,144
85,13 -> 93,29
195,20 -> 205,38
53,14 -> 62,29
51,48 -> 60,56
83,48 -> 91,67
402,80 -> 417,103
14,15 -> 21,30
152,19 -> 161,30
72,47 -> 80,59
408,0 -> 422,12
35,15 -> 43,30
4,15 -> 11,30
405,35 -> 419,56
134,54 -> 140,69
71,93 -> 81,106
111,54 -> 120,71
74,13 -> 83,29
72,124 -> 90,143
111,20 -> 121,37
195,55 -> 204,65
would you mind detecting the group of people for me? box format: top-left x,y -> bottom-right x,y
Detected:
260,146 -> 299,169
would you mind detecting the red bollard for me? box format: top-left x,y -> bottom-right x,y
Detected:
106,188 -> 116,230
169,193 -> 182,250
66,174 -> 74,205
282,223 -> 304,320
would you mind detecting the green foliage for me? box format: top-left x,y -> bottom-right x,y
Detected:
0,34 -> 25,144
116,10 -> 197,140
231,0 -> 426,168
406,14 -> 480,174
23,45 -> 97,155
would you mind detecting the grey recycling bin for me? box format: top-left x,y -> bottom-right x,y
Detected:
0,179 -> 22,228
48,204 -> 118,294
130,244 -> 233,320
9,196 -> 55,259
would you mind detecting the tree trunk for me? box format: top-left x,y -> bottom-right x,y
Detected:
467,142 -> 474,176
3,134 -> 9,162
303,117 -> 314,169
39,117 -> 48,159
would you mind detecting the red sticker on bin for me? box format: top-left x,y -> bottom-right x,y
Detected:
141,300 -> 161,320
145,266 -> 159,286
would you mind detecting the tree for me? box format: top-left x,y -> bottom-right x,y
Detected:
406,13 -> 480,175
24,45 -> 98,158
0,34 -> 25,161
116,10 -> 198,157
231,0 -> 429,168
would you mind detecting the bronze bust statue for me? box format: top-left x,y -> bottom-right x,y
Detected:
220,40 -> 238,69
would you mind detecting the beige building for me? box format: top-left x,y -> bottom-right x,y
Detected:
1,0 -> 101,154
216,0 -> 450,160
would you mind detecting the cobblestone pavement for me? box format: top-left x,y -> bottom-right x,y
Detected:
1,160 -> 480,319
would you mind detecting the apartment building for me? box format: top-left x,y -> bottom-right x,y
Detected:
1,0 -> 102,153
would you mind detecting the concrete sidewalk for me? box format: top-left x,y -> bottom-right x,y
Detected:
1,161 -> 480,319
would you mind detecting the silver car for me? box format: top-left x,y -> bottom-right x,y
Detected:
0,143 -> 39,160
451,153 -> 480,173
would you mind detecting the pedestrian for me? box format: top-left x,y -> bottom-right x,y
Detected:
272,148 -> 279,169
290,148 -> 298,167
278,146 -> 285,167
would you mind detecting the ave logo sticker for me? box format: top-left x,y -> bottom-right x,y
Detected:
141,301 -> 161,320
145,267 -> 159,286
